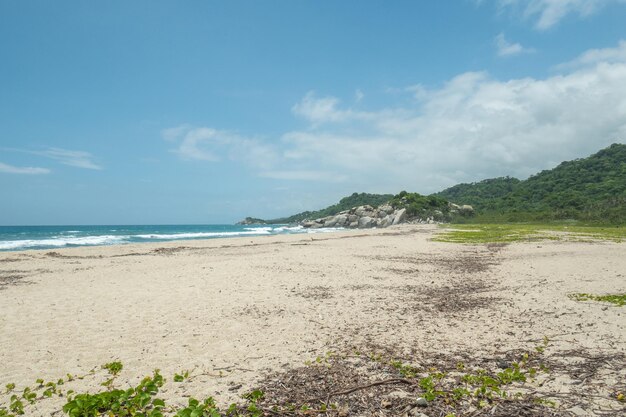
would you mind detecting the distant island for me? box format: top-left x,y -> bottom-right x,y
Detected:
239,143 -> 626,226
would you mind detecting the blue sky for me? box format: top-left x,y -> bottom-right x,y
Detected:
1,0 -> 626,225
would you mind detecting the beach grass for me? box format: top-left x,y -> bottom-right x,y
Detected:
434,223 -> 626,243
569,293 -> 626,307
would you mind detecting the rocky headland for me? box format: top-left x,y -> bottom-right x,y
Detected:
300,202 -> 473,229
237,192 -> 474,229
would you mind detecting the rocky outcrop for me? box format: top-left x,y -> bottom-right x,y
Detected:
300,201 -> 473,230
448,203 -> 474,215
236,217 -> 267,225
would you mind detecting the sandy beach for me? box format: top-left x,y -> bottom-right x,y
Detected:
1,224 -> 625,416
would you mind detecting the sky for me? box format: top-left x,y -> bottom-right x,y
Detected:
1,0 -> 626,225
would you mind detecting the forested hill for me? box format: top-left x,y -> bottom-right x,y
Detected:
435,143 -> 626,222
266,192 -> 393,224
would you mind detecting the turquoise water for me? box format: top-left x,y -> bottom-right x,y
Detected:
0,224 -> 343,251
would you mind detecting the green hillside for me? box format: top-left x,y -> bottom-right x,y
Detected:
266,192 -> 394,223
434,177 -> 521,211
436,143 -> 626,223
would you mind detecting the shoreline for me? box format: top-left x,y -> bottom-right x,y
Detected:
0,223 -> 351,253
1,224 -> 625,415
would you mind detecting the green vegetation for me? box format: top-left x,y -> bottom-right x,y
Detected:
389,351 -> 541,404
173,371 -> 189,382
436,143 -> 626,224
0,366 -> 267,417
3,335 -> 623,416
63,370 -> 166,417
435,177 -> 521,211
569,293 -> 626,307
389,191 -> 452,220
236,217 -> 266,225
103,361 -> 123,376
0,346 -> 554,417
434,224 -> 626,243
266,192 -> 393,223
245,144 -> 626,226
360,339 -> 557,412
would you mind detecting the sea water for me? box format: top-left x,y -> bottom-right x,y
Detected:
0,224 -> 344,251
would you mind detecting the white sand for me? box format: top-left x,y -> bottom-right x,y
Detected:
0,225 -> 624,416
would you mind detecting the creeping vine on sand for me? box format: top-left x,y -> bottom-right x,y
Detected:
1,337 -> 624,416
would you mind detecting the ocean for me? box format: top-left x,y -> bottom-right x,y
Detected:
0,224 -> 343,252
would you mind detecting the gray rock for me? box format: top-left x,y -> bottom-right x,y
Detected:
358,216 -> 375,228
392,208 -> 407,225
355,205 -> 374,217
379,204 -> 394,214
333,214 -> 348,227
323,216 -> 337,227
348,221 -> 358,228
460,204 -> 474,212
348,214 -> 358,223
416,397 -> 428,407
381,214 -> 393,227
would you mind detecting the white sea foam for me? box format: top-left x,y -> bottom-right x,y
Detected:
0,235 -> 130,250
272,225 -> 304,233
305,227 -> 345,234
244,227 -> 273,233
134,230 -> 273,240
0,225 -> 349,251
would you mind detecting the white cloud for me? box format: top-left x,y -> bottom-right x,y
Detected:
495,33 -> 535,56
36,148 -> 102,170
169,41 -> 626,193
555,39 -> 626,69
162,124 -> 192,142
0,162 -> 50,175
163,125 -> 278,169
276,48 -> 626,192
292,91 -> 345,123
498,0 -> 625,29
1,147 -> 101,170
291,91 -> 379,125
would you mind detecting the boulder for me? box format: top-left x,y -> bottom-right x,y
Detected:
349,221 -> 358,228
381,214 -> 393,228
355,205 -> 374,217
323,216 -> 338,227
392,208 -> 407,225
333,214 -> 348,227
379,204 -> 394,214
358,216 -> 375,228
